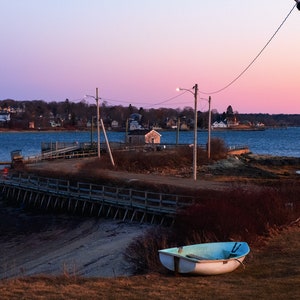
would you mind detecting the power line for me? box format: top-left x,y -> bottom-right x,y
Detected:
102,90 -> 188,108
199,3 -> 297,95
144,91 -> 188,107
77,4 -> 297,109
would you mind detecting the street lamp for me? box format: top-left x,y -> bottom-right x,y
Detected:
85,88 -> 101,158
176,84 -> 198,181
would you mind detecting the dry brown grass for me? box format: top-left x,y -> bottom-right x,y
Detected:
11,143 -> 299,299
123,181 -> 299,274
0,225 -> 299,300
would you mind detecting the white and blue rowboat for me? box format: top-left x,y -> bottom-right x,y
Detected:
158,241 -> 250,275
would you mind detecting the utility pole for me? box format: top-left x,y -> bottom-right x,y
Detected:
96,88 -> 101,158
208,96 -> 212,159
176,83 -> 198,181
90,115 -> 93,146
176,117 -> 180,145
193,84 -> 198,181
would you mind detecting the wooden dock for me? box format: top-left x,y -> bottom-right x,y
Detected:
0,173 -> 194,225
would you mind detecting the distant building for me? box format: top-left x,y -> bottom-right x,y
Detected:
145,129 -> 161,144
212,121 -> 227,129
129,120 -> 143,131
28,121 -> 35,129
226,116 -> 239,127
111,120 -> 119,129
126,129 -> 161,145
0,112 -> 10,122
50,120 -> 61,127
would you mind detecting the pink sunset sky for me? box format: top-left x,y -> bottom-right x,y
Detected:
1,0 -> 299,114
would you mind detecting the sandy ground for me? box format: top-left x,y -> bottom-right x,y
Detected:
0,205 -> 150,279
1,158 -> 225,281
2,154 -> 299,280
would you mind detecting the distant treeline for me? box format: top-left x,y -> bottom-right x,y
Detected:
0,99 -> 299,130
235,113 -> 300,127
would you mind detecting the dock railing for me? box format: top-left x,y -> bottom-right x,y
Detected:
0,173 -> 194,217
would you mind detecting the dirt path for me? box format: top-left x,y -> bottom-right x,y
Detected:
24,158 -> 233,191
25,154 -> 300,191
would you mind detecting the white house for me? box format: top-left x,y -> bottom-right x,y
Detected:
212,121 -> 227,129
0,112 -> 10,122
111,120 -> 119,129
129,120 -> 143,131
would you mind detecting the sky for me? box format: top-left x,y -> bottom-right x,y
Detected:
0,0 -> 299,114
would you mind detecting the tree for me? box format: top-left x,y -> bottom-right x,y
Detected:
226,105 -> 234,117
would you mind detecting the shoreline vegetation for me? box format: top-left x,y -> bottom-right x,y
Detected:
0,146 -> 299,299
0,124 -> 299,133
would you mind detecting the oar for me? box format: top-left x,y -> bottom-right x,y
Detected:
228,242 -> 242,258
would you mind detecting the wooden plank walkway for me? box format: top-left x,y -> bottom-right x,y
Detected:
0,173 -> 194,225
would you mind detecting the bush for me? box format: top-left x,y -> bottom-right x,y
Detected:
175,187 -> 296,243
124,227 -> 173,274
79,142 -> 225,175
125,182 -> 300,274
209,137 -> 228,160
114,147 -> 196,171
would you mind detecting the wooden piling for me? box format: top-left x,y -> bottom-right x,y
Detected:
0,173 -> 194,225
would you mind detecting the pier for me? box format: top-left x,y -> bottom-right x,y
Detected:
0,173 -> 194,225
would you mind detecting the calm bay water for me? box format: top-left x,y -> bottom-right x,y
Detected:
0,127 -> 299,163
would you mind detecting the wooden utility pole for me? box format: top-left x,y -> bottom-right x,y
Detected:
96,88 -> 101,158
193,84 -> 198,181
208,96 -> 211,159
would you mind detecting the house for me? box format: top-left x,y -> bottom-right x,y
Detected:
111,120 -> 119,129
50,120 -> 61,127
129,120 -> 143,130
126,129 -> 161,145
212,121 -> 227,129
0,112 -> 11,122
226,116 -> 239,127
145,129 -> 161,144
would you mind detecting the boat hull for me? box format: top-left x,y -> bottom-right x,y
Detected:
158,242 -> 250,275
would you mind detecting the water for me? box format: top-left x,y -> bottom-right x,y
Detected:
159,127 -> 300,158
0,127 -> 299,163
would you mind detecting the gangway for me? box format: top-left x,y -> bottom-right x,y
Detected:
41,144 -> 81,159
24,144 -> 83,163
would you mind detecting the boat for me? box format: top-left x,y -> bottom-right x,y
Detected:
158,241 -> 250,275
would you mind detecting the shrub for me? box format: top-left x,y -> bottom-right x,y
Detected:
175,187 -> 296,243
125,182 -> 299,274
124,227 -> 173,274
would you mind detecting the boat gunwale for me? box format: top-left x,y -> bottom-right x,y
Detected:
158,241 -> 250,263
158,251 -> 247,263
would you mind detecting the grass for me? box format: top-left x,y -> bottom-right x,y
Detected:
0,225 -> 299,299
75,138 -> 227,177
124,182 -> 300,274
7,141 -> 299,298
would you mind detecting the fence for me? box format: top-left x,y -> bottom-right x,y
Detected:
0,173 -> 195,225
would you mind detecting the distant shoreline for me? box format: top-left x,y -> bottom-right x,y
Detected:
0,125 -> 298,133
